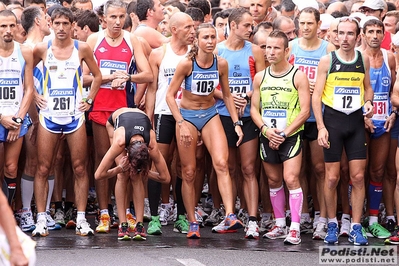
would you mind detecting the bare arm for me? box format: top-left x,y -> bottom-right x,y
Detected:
145,48 -> 162,121
362,54 -> 374,118
148,130 -> 171,183
128,34 -> 153,84
94,135 -> 126,180
134,27 -> 169,49
17,45 -> 34,120
250,70 -> 264,130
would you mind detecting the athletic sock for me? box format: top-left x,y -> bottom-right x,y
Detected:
341,213 -> 351,223
289,188 -> 303,224
148,179 -> 161,216
248,216 -> 257,222
77,211 -> 86,223
175,176 -> 186,216
21,174 -> 34,210
328,217 -> 338,226
100,209 -> 109,216
387,215 -> 396,222
369,216 -> 378,226
319,217 -> 327,224
37,212 -> 46,222
46,175 -> 55,211
4,176 -> 16,205
368,181 -> 383,217
270,185 -> 285,219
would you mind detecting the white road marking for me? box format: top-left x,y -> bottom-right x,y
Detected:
176,258 -> 206,266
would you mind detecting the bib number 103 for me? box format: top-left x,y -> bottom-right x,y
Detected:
196,81 -> 214,93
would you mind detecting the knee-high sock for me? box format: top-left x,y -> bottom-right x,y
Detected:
368,181 -> 383,217
148,179 -> 162,216
46,175 -> 55,211
21,174 -> 35,210
270,185 -> 285,219
289,188 -> 303,224
175,177 -> 186,216
4,176 -> 16,206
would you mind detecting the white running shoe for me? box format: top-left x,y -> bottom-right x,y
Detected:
144,198 -> 151,221
245,221 -> 260,239
237,209 -> 249,225
339,218 -> 351,237
32,219 -> 49,237
54,209 -> 66,227
313,222 -> 327,240
263,225 -> 288,239
76,219 -> 94,236
205,207 -> 225,226
195,210 -> 204,227
20,210 -> 36,232
159,204 -> 172,226
284,229 -> 301,245
46,211 -> 61,230
259,215 -> 274,233
195,205 -> 208,220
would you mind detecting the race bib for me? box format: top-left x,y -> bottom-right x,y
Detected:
99,60 -> 127,90
229,77 -> 250,94
262,109 -> 287,130
191,71 -> 218,96
48,88 -> 75,116
373,92 -> 389,121
333,86 -> 361,114
295,57 -> 319,82
0,78 -> 19,107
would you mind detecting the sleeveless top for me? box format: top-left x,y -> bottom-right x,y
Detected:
114,112 -> 151,147
0,41 -> 25,116
370,49 -> 391,124
216,41 -> 255,117
183,56 -> 219,96
93,30 -> 134,112
322,50 -> 365,114
40,40 -> 83,125
289,39 -> 329,122
259,65 -> 302,136
155,43 -> 189,115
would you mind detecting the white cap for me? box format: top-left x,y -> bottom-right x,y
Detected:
359,16 -> 380,28
293,0 -> 319,12
349,12 -> 366,22
360,0 -> 385,11
392,32 -> 399,46
320,14 -> 334,30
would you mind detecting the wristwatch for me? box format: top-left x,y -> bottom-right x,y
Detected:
233,120 -> 243,127
241,93 -> 250,102
85,98 -> 93,105
279,131 -> 286,138
12,117 -> 23,124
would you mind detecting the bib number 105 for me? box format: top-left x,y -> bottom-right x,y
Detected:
0,86 -> 16,100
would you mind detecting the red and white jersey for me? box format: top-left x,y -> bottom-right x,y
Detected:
92,30 -> 134,112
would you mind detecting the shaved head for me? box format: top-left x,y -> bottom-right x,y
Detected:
169,11 -> 191,28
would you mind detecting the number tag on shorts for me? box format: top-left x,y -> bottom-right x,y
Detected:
48,88 -> 75,116
0,78 -> 19,107
262,109 -> 287,130
333,86 -> 361,114
373,92 -> 389,121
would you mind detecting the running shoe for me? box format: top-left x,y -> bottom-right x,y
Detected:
126,213 -> 136,231
76,219 -> 94,236
225,213 -> 244,230
195,210 -> 204,228
110,213 -> 119,229
46,211 -> 61,230
386,219 -> 396,233
187,222 -> 200,239
325,222 -> 339,244
159,204 -> 172,226
54,209 -> 66,227
169,204 -> 177,223
300,220 -> 313,234
259,215 -> 274,233
95,213 -> 111,233
245,220 -> 259,240
339,218 -> 350,237
32,219 -> 49,237
14,209 -> 22,226
144,199 -> 151,222
132,222 -> 147,241
313,222 -> 326,240
65,208 -> 77,229
388,227 -> 399,245
284,229 -> 301,245
237,209 -> 248,225
204,195 -> 213,212
147,215 -> 162,235
263,225 -> 288,239
348,224 -> 368,246
366,222 -> 391,239
20,210 -> 36,232
196,205 -> 209,220
174,215 -> 189,234
118,222 -> 131,241
205,207 -> 225,226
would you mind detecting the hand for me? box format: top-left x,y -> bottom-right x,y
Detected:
9,248 -> 29,266
363,101 -> 374,118
235,126 -> 244,146
384,113 -> 396,132
111,78 -> 126,90
78,101 -> 92,112
6,125 -> 21,143
309,81 -> 315,95
266,128 -> 285,150
35,94 -> 47,110
165,6 -> 180,16
364,117 -> 375,133
232,94 -> 247,109
118,155 -> 130,172
113,70 -> 130,80
317,127 -> 330,149
178,122 -> 193,147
